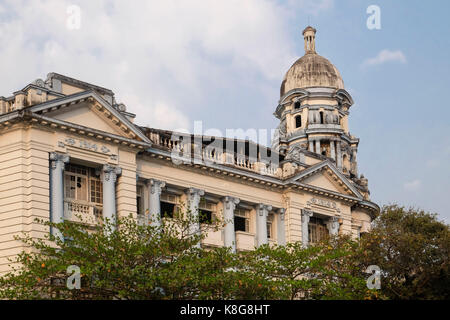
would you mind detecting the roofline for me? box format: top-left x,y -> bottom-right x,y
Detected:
28,90 -> 151,143
47,72 -> 114,96
287,160 -> 363,199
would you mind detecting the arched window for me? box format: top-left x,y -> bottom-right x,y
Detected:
320,111 -> 324,124
294,101 -> 301,109
295,115 -> 302,128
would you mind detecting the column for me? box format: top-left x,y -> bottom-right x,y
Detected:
315,139 -> 321,154
309,140 -> 314,152
49,152 -> 69,241
326,216 -> 340,236
99,164 -> 122,233
185,188 -> 205,247
276,208 -> 286,246
330,140 -> 336,161
256,204 -> 272,246
222,196 -> 240,252
301,209 -> 313,247
147,179 -> 165,228
336,141 -> 342,169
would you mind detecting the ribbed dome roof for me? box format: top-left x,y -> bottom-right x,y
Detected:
280,26 -> 344,96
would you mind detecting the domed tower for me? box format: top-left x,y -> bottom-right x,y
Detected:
274,26 -> 360,179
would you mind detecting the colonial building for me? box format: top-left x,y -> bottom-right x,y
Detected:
0,26 -> 378,273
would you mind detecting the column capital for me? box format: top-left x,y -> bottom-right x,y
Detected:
185,187 -> 205,198
98,164 -> 122,183
301,209 -> 313,223
148,179 -> 166,195
326,216 -> 340,235
222,196 -> 240,210
49,152 -> 69,169
256,203 -> 272,216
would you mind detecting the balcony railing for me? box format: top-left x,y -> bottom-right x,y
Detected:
150,131 -> 282,178
64,200 -> 102,225
235,231 -> 256,251
201,228 -> 224,247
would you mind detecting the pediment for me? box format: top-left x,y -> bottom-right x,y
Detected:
301,172 -> 348,194
45,102 -> 125,136
29,91 -> 150,143
289,161 -> 362,198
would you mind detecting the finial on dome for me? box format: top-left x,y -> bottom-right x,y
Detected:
302,26 -> 317,54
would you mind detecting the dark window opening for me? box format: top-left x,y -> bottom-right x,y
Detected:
267,222 -> 272,238
160,201 -> 175,218
234,216 -> 247,232
295,115 -> 302,128
320,111 -> 324,124
136,195 -> 142,215
294,101 -> 301,109
199,209 -> 212,224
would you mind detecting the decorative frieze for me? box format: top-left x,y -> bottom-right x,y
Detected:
306,197 -> 341,213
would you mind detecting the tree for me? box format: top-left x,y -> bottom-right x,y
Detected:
359,204 -> 450,300
0,204 -> 382,300
238,237 -> 379,300
0,207 -> 229,300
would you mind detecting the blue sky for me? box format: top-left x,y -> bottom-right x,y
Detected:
0,0 -> 448,222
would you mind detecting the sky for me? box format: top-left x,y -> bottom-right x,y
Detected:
0,0 -> 449,222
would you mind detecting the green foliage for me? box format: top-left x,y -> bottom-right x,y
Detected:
2,203 -> 446,300
359,204 -> 450,300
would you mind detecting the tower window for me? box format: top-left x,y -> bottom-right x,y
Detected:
295,115 -> 302,128
320,111 -> 324,124
294,101 -> 301,109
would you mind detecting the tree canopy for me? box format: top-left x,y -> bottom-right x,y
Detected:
0,203 -> 448,300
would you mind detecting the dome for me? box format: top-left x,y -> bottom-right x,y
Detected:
280,26 -> 344,96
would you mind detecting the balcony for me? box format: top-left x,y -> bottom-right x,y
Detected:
64,200 -> 102,225
236,231 -> 256,251
202,228 -> 224,247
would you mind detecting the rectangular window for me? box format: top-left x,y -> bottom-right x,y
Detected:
64,163 -> 101,204
295,115 -> 302,128
160,193 -> 178,218
267,213 -> 274,239
199,199 -> 216,224
64,172 -> 87,201
308,216 -> 328,244
234,208 -> 250,232
90,179 -> 102,204
136,185 -> 144,215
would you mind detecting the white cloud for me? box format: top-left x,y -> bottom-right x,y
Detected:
0,0 -> 332,131
362,49 -> 407,67
404,179 -> 421,191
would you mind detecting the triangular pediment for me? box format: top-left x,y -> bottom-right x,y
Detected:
29,91 -> 150,143
302,172 -> 346,194
289,161 -> 362,199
